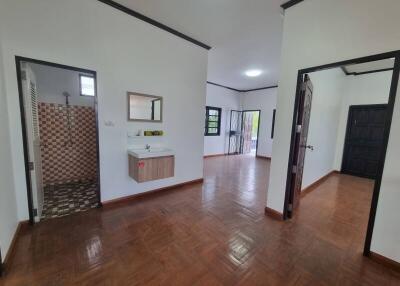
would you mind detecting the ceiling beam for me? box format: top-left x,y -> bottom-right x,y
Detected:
341,66 -> 394,76
207,81 -> 278,93
341,66 -> 351,75
97,0 -> 211,50
244,85 -> 279,92
207,81 -> 241,92
281,0 -> 304,10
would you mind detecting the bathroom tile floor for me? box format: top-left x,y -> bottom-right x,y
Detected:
41,181 -> 98,220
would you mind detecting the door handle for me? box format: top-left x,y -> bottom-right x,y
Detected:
301,144 -> 314,151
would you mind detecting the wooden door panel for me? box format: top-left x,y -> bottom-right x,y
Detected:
365,161 -> 379,177
370,109 -> 386,123
291,74 -> 313,210
351,126 -> 369,141
342,105 -> 387,179
354,110 -> 368,123
369,126 -> 385,141
347,157 -> 364,173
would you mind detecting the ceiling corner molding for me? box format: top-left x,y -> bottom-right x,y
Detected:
207,81 -> 278,93
341,66 -> 351,76
206,81 -> 241,92
281,0 -> 304,10
341,66 -> 394,76
243,85 -> 278,92
96,0 -> 211,50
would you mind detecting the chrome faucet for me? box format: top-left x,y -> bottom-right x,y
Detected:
145,144 -> 151,151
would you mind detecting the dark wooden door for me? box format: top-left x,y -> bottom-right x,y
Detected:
289,75 -> 313,211
341,104 -> 387,179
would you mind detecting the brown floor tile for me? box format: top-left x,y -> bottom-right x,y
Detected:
1,155 -> 398,286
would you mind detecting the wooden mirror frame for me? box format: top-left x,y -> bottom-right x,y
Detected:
127,92 -> 163,122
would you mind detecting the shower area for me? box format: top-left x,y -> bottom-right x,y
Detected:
19,60 -> 99,221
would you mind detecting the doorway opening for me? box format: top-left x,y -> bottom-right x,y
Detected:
228,110 -> 260,156
283,51 -> 400,257
15,56 -> 101,224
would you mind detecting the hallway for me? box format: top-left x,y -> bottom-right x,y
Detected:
1,156 -> 399,285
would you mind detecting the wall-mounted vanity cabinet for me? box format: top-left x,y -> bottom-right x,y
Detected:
128,149 -> 174,183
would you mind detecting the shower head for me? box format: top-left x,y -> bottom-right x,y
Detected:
62,92 -> 71,97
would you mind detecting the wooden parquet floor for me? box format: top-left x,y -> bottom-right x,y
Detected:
1,155 -> 399,285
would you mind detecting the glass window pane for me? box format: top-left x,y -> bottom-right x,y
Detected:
209,109 -> 218,116
205,107 -> 220,135
81,75 -> 95,96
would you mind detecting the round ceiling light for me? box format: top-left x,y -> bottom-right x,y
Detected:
245,69 -> 263,77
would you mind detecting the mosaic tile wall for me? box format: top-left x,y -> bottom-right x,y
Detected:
38,102 -> 97,185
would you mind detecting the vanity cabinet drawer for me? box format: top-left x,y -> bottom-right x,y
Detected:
129,155 -> 174,183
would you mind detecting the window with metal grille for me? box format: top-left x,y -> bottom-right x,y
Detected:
205,106 -> 222,136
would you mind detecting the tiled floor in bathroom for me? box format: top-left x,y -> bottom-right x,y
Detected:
41,180 -> 99,220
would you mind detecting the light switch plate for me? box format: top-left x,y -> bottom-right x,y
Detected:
104,120 -> 114,127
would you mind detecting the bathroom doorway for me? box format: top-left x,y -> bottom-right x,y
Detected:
16,57 -> 101,223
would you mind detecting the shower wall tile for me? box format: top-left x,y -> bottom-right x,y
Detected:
38,102 -> 97,185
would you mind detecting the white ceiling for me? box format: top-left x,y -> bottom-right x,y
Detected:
114,0 -> 286,90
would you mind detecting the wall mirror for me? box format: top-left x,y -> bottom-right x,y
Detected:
128,92 -> 163,122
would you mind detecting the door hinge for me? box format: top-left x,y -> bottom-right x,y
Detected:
296,125 -> 302,133
292,165 -> 297,173
288,203 -> 293,212
28,162 -> 34,171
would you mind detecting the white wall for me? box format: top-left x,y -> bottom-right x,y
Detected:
30,63 -> 95,107
204,84 -> 241,156
301,69 -> 392,190
0,34 -> 19,262
242,88 -> 277,158
268,0 -> 400,262
0,0 -> 208,220
203,85 -> 277,157
333,71 -> 392,169
301,69 -> 344,189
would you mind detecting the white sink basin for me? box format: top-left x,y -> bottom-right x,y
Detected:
128,147 -> 174,159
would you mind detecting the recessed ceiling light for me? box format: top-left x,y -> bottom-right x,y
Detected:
245,69 -> 263,77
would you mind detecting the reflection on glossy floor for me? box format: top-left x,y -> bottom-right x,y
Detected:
2,155 -> 399,285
